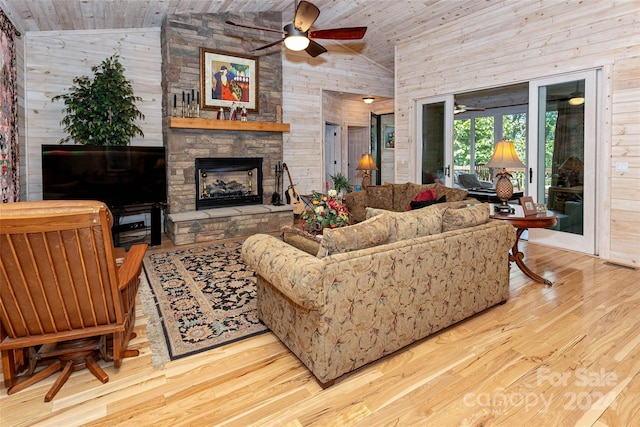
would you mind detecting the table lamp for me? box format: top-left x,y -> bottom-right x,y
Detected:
356,153 -> 378,188
485,138 -> 525,213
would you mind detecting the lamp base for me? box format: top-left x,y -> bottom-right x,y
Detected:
493,171 -> 515,214
494,201 -> 515,214
361,172 -> 372,188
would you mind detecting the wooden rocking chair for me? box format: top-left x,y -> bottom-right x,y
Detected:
0,200 -> 146,401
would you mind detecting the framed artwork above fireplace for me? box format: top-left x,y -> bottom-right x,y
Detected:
200,48 -> 259,113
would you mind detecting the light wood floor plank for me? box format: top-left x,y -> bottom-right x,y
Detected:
1,241 -> 640,426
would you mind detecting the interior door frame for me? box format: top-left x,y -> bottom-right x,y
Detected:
527,70 -> 599,254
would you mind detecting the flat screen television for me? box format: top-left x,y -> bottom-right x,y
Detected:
42,145 -> 167,209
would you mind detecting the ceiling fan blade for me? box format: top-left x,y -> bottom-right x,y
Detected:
250,39 -> 285,52
305,39 -> 327,57
454,103 -> 485,114
294,0 -> 320,32
225,20 -> 284,34
309,27 -> 367,40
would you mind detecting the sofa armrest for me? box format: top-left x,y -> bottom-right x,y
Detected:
242,234 -> 325,311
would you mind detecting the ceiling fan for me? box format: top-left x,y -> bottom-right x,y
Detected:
454,103 -> 486,115
225,0 -> 367,58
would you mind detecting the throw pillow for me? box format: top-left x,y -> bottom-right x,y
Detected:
458,173 -> 483,189
366,185 -> 394,211
410,195 -> 446,210
343,189 -> 368,224
393,182 -> 437,210
281,226 -> 321,256
366,205 -> 443,243
319,214 -> 390,257
407,188 -> 437,210
441,203 -> 490,232
414,188 -> 437,202
434,183 -> 468,202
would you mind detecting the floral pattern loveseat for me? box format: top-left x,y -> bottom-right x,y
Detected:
343,182 -> 473,223
241,202 -> 516,386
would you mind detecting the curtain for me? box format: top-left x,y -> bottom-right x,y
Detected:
551,100 -> 584,187
0,9 -> 19,202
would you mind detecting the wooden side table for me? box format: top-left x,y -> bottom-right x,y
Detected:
491,211 -> 558,285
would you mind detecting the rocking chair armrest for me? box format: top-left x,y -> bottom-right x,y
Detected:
117,244 -> 147,291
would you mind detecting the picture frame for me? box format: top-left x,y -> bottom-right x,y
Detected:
384,125 -> 395,149
200,48 -> 259,113
519,196 -> 537,216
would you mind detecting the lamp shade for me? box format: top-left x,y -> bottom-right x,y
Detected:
485,138 -> 525,169
356,153 -> 378,171
363,97 -> 374,104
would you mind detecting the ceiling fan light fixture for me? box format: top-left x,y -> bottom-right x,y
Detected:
283,23 -> 310,51
363,97 -> 374,104
284,34 -> 310,51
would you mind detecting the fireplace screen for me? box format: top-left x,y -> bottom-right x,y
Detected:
195,158 -> 263,210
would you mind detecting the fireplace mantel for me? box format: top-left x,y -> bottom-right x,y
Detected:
170,117 -> 290,132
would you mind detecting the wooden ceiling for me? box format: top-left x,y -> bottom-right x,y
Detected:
0,0 -> 491,73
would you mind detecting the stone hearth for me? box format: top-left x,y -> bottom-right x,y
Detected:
166,204 -> 293,246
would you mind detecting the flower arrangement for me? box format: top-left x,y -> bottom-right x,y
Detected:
301,190 -> 350,232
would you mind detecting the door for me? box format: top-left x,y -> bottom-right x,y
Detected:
371,112 -> 394,185
416,95 -> 454,185
325,123 -> 340,186
527,71 -> 598,254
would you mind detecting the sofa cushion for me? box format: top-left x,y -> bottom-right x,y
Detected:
319,214 -> 390,257
281,226 -> 321,256
434,183 -> 469,202
442,203 -> 490,232
458,173 -> 483,189
366,205 -> 443,243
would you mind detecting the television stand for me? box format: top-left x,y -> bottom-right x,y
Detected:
111,202 -> 165,247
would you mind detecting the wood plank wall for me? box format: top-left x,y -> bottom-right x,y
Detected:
22,28 -> 162,200
282,45 -> 393,193
394,0 -> 640,267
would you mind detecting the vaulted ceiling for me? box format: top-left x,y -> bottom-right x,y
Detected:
0,0 -> 492,73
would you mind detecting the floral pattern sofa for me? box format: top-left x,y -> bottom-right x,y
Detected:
241,202 -> 516,386
344,182 -> 473,223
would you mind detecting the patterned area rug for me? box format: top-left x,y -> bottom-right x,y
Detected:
141,240 -> 267,365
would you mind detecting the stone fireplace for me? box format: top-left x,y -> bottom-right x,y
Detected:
195,157 -> 263,210
161,11 -> 293,245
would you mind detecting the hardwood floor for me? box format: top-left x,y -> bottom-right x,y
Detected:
1,238 -> 639,426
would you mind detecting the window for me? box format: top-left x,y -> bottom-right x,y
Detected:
454,106 -> 526,187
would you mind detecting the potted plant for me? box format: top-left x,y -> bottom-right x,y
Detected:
52,55 -> 144,145
330,172 -> 352,196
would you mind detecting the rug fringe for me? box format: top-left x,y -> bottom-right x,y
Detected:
138,271 -> 170,369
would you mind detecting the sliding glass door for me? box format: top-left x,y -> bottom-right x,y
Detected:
527,71 -> 597,254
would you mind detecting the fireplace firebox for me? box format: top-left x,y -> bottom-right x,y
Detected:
195,158 -> 263,210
